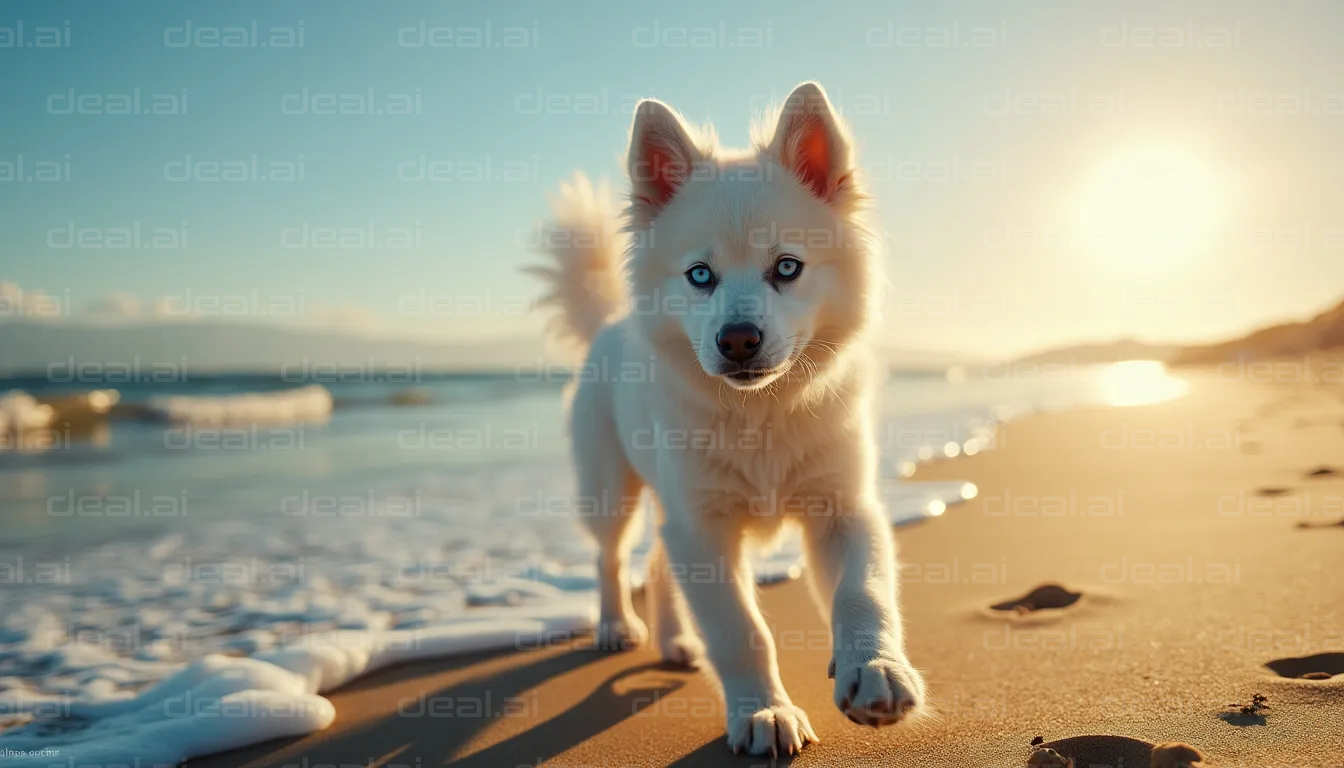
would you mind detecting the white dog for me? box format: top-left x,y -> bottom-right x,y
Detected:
528,82 -> 925,756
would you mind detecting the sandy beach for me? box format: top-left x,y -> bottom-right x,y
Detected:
187,371 -> 1344,767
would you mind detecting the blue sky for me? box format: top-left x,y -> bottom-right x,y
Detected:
3,0 -> 1344,358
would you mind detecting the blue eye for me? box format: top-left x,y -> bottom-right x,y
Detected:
687,265 -> 715,288
773,257 -> 803,282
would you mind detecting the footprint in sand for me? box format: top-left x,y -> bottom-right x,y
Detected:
1149,742 -> 1208,767
1265,652 -> 1344,680
1026,736 -> 1205,767
992,583 -> 1081,614
1294,518 -> 1344,529
1255,486 -> 1293,497
1305,465 -> 1338,478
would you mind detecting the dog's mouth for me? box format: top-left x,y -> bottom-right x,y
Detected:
717,364 -> 788,389
711,347 -> 810,389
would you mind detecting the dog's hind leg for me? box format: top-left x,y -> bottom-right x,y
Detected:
645,520 -> 704,668
575,451 -> 649,650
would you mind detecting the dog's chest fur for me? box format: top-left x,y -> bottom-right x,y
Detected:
678,392 -> 866,524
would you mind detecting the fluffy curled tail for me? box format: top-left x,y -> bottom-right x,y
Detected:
524,173 -> 628,362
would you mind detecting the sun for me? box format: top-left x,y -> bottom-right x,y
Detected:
1077,146 -> 1223,273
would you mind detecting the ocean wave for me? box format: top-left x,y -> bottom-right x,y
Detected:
145,385 -> 333,426
0,391 -> 55,435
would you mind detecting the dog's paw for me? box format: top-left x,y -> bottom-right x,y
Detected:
657,633 -> 705,669
725,704 -> 819,756
594,615 -> 648,651
831,656 -> 924,727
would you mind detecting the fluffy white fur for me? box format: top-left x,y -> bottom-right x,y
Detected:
529,82 -> 925,756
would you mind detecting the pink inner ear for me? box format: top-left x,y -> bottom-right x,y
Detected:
792,117 -> 833,199
640,142 -> 684,209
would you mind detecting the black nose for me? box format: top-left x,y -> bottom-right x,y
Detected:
716,322 -> 762,364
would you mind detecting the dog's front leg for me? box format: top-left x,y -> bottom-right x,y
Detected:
659,506 -> 818,756
803,502 -> 926,726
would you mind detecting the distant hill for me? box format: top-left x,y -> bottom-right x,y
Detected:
1015,338 -> 1180,365
1174,299 -> 1344,365
878,345 -> 984,374
0,321 -> 545,376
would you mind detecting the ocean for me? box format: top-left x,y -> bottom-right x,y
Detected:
0,362 -> 1185,764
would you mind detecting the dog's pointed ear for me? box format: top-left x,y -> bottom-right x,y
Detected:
769,82 -> 854,203
628,99 -> 701,224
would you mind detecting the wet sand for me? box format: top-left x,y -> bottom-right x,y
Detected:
191,373 -> 1344,767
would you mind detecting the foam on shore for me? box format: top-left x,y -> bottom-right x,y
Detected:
0,457 -> 973,766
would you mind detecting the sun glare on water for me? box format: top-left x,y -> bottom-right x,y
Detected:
1096,360 -> 1188,407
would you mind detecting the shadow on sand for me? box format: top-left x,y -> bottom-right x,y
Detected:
185,643 -> 728,767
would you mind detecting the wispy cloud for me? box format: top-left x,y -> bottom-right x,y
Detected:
0,281 -> 67,320
2,280 -> 389,336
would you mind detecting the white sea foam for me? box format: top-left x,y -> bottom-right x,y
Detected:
0,452 -> 971,765
145,384 -> 333,426
0,391 -> 54,439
